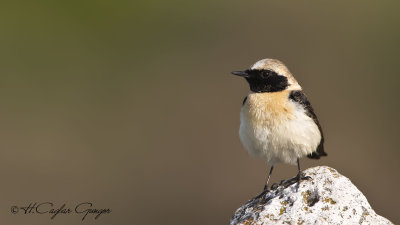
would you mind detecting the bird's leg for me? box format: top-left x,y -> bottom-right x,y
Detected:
255,165 -> 274,199
263,165 -> 274,191
296,158 -> 301,191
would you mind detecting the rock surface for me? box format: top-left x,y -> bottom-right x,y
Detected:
230,166 -> 393,225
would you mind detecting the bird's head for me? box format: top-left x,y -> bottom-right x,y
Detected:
232,58 -> 302,93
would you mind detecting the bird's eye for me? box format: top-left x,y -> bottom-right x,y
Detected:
262,70 -> 270,78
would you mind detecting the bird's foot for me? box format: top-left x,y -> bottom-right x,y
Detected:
277,173 -> 311,190
256,183 -> 279,199
295,172 -> 311,192
256,174 -> 312,198
255,189 -> 268,199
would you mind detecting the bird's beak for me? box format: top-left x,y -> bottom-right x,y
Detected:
231,70 -> 249,78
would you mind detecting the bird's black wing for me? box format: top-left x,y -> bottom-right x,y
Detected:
289,90 -> 327,159
242,96 -> 248,106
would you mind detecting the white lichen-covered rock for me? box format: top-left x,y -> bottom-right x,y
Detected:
231,166 -> 393,225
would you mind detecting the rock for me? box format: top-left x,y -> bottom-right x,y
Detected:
230,166 -> 393,225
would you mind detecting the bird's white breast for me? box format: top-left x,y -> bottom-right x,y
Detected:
239,91 -> 321,165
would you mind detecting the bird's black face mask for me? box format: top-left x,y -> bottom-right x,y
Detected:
232,69 -> 289,93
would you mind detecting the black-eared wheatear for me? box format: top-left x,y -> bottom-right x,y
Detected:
232,58 -> 327,192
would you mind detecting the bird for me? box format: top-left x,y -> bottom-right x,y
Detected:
231,58 -> 327,192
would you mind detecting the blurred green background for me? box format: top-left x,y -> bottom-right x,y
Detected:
1,0 -> 399,224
